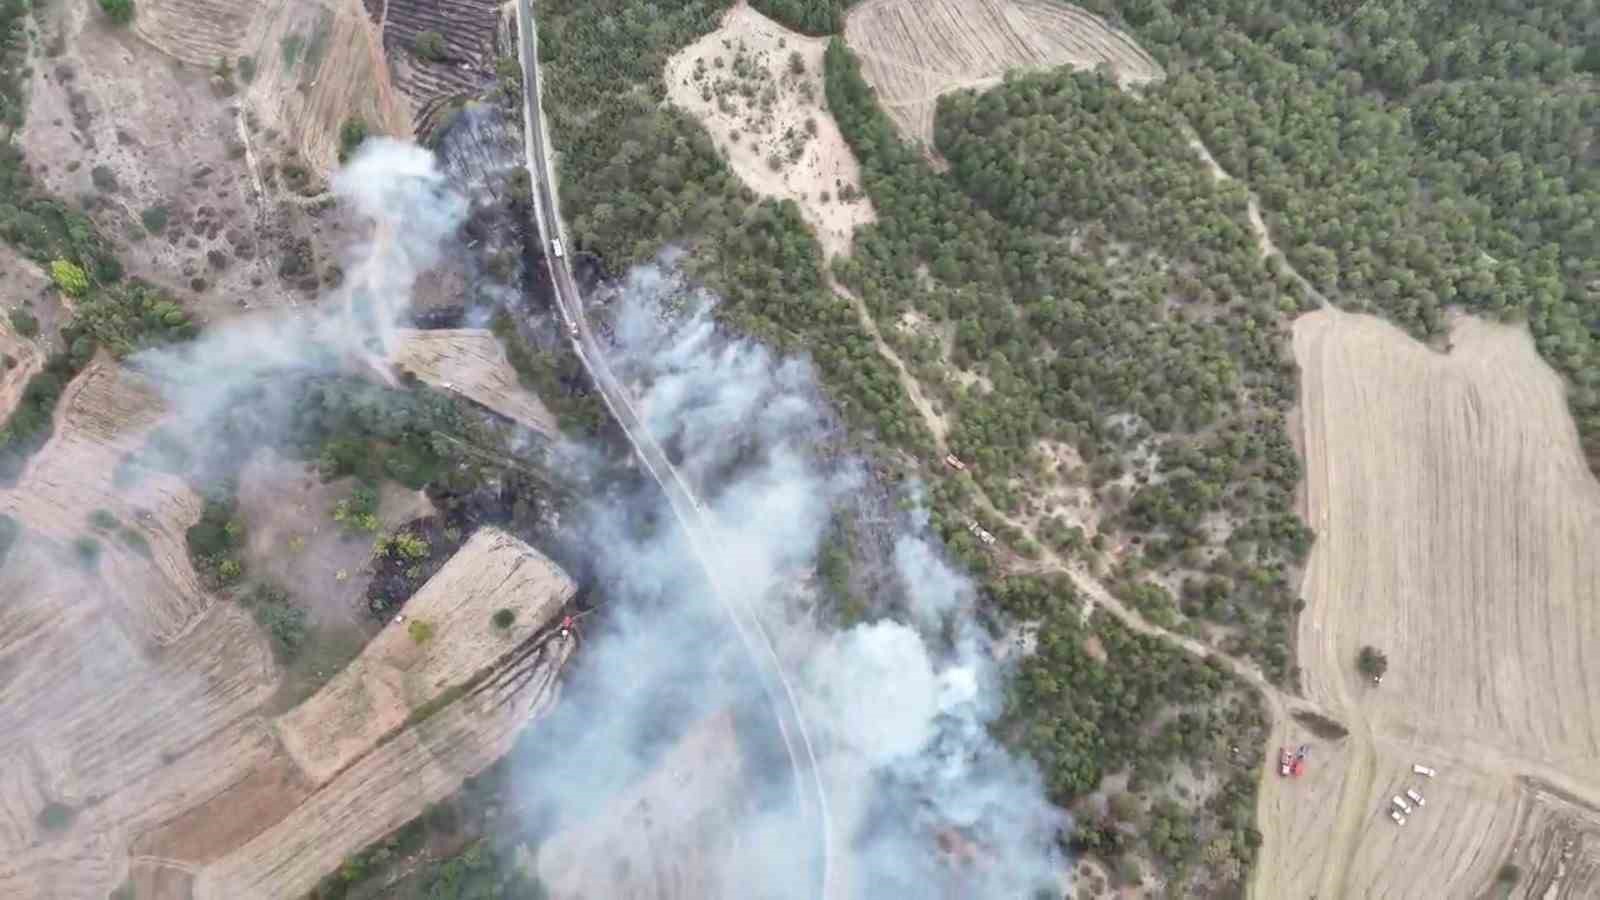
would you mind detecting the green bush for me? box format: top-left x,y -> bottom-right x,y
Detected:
97,0 -> 133,25
408,618 -> 434,644
8,308 -> 38,338
0,513 -> 19,568
37,802 -> 74,831
50,259 -> 88,297
90,165 -> 118,192
140,204 -> 169,234
413,31 -> 447,62
337,117 -> 369,163
491,608 -> 515,629
238,55 -> 256,83
72,535 -> 101,570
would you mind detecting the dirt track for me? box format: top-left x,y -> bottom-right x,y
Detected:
1251,309 -> 1600,899
843,0 -> 1160,148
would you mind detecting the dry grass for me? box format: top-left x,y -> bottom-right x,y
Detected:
666,4 -> 876,259
1251,309 -> 1600,898
390,327 -> 559,437
842,0 -> 1161,149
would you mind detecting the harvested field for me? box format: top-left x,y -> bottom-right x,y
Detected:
378,0 -> 505,133
1251,308 -> 1600,899
843,0 -> 1161,148
195,528 -> 573,899
537,710 -> 746,900
275,526 -> 575,783
0,358 -> 575,899
391,327 -> 558,437
665,4 -> 876,258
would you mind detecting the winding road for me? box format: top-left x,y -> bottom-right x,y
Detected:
511,3 -> 835,898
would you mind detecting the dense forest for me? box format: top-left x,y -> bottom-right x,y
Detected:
1101,0 -> 1600,469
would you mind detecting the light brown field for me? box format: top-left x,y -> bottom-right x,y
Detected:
390,327 -> 559,436
842,0 -> 1161,149
665,3 -> 876,259
1251,309 -> 1600,899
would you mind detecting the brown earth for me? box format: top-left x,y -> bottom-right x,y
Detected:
390,327 -> 559,437
842,0 -> 1161,149
665,3 -> 876,259
536,710 -> 746,900
1251,309 -> 1600,899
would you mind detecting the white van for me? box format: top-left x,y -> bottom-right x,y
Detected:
1405,788 -> 1425,807
1390,810 -> 1407,826
1413,764 -> 1437,778
1392,795 -> 1412,815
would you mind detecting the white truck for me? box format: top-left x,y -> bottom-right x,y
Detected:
1392,795 -> 1412,815
1413,764 -> 1437,778
1405,788 -> 1426,807
551,238 -> 564,259
1390,809 -> 1407,826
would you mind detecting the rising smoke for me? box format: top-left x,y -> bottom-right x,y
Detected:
515,263 -> 1066,898
125,137 -> 1066,896
132,138 -> 466,451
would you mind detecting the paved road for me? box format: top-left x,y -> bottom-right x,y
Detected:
510,4 -> 834,897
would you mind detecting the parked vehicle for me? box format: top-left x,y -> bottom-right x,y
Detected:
1414,764 -> 1437,778
1390,810 -> 1407,826
1405,788 -> 1425,807
1392,795 -> 1412,815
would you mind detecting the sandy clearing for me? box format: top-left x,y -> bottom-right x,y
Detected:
843,0 -> 1161,149
390,327 -> 559,437
536,710 -> 745,900
665,3 -> 876,259
1251,308 -> 1600,898
275,526 -> 575,783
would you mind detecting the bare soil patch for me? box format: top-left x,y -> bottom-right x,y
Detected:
1253,308 -> 1600,898
666,3 -> 876,259
843,0 -> 1161,149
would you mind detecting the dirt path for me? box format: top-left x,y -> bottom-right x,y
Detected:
1185,131 -> 1328,309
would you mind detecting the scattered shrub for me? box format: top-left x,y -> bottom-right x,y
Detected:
238,55 -> 256,83
50,259 -> 89,296
97,0 -> 133,25
337,117 -> 369,163
90,165 -> 118,192
492,608 -> 515,629
140,204 -> 169,234
72,535 -> 101,570
8,308 -> 38,338
413,30 -> 447,62
408,618 -> 435,644
37,802 -> 74,831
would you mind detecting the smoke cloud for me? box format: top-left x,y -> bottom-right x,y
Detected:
514,262 -> 1065,898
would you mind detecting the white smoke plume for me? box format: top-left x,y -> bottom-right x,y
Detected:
514,261 -> 1065,898
133,138 -> 466,439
